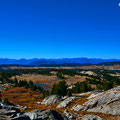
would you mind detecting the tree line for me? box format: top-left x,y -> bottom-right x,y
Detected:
51,80 -> 93,96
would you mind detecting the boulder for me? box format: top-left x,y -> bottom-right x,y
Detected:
41,95 -> 61,106
87,92 -> 103,99
11,115 -> 30,120
1,103 -> 15,111
0,103 -> 21,113
57,96 -> 75,108
5,110 -> 18,116
0,102 -> 25,119
80,115 -> 104,120
71,105 -> 84,111
25,109 -> 68,120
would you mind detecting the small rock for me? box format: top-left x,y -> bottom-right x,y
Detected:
36,102 -> 41,104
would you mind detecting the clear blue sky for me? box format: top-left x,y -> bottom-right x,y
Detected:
0,0 -> 120,59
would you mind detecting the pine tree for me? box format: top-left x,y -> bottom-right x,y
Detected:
14,77 -> 18,87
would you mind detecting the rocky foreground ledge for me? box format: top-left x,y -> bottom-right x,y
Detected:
2,86 -> 120,119
0,101 -> 66,120
0,101 -> 104,120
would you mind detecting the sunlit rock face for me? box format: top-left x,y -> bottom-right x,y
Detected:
79,115 -> 104,120
80,86 -> 120,115
57,96 -> 76,108
41,95 -> 61,106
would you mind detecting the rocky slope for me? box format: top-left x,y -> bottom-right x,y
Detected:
0,102 -> 68,120
2,85 -> 120,119
40,86 -> 120,119
0,101 -> 104,120
78,86 -> 120,115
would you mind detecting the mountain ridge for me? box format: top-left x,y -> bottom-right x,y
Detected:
0,58 -> 120,66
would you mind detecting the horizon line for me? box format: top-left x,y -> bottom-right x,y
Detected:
0,57 -> 120,60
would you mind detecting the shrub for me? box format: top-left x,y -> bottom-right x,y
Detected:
3,98 -> 10,104
51,81 -> 67,96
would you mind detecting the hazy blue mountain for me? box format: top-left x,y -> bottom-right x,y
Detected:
0,58 -> 120,66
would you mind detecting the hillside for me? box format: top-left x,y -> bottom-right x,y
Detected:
1,68 -> 120,119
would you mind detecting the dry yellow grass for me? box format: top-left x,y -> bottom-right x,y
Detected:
1,87 -> 43,111
2,64 -> 120,70
11,74 -> 87,88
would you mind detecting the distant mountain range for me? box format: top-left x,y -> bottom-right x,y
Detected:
0,58 -> 120,66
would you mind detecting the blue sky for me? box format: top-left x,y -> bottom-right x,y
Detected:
0,0 -> 120,59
